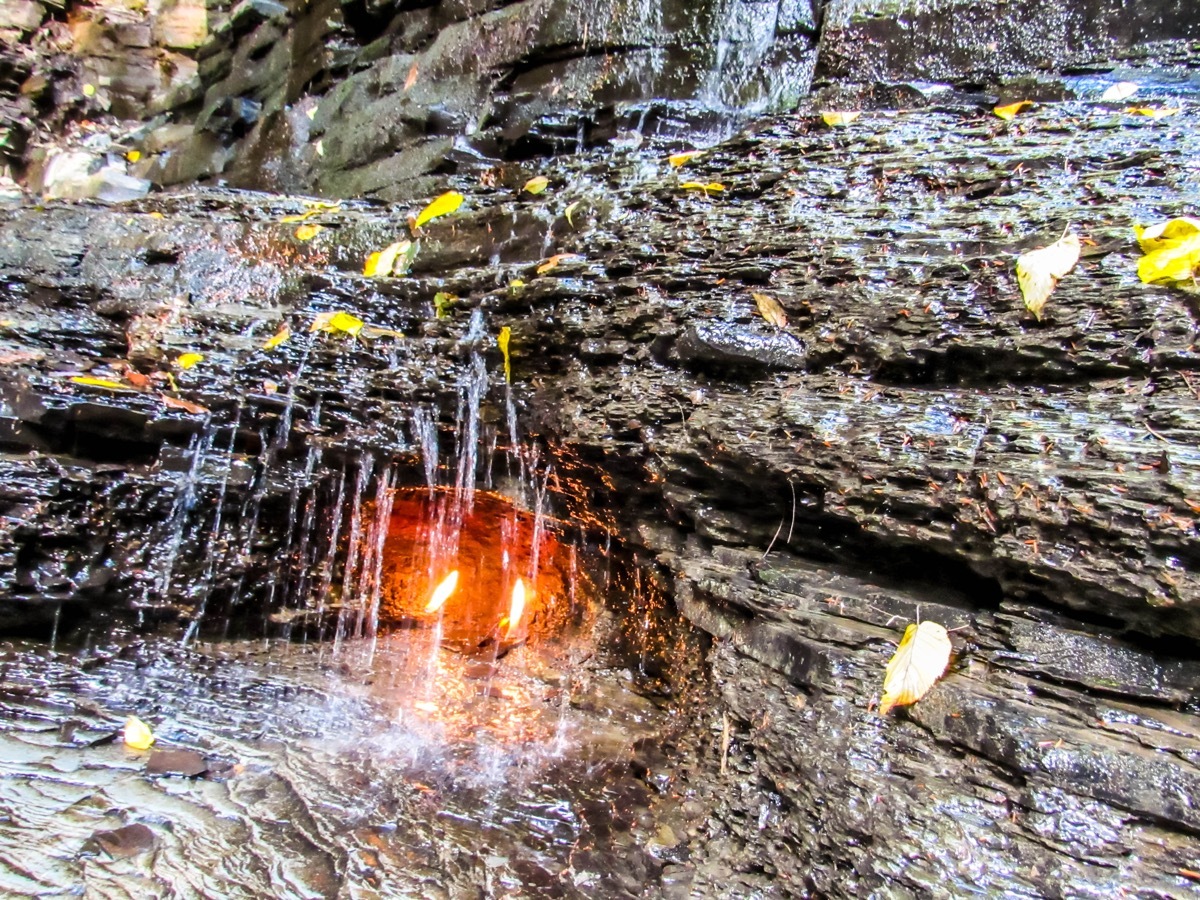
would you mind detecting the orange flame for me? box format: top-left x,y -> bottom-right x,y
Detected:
424,570 -> 459,613
505,578 -> 526,639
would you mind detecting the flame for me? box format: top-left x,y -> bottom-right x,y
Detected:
424,570 -> 459,613
505,578 -> 526,639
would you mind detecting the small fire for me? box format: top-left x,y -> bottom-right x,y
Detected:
504,578 -> 526,639
424,570 -> 459,614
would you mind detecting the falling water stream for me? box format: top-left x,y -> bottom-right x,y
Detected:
0,296 -> 702,898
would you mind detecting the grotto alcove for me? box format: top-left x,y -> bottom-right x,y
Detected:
3,0 -> 1200,896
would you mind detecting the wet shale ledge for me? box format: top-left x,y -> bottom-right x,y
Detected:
3,78 -> 1200,894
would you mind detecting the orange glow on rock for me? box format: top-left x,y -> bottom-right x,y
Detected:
424,569 -> 459,614
376,489 -> 579,650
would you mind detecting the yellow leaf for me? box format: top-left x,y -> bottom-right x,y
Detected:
413,191 -> 464,230
149,212 -> 165,219
523,176 -> 550,195
302,200 -> 340,210
1134,218 -> 1200,286
263,324 -> 291,350
294,223 -> 323,241
176,352 -> 204,370
498,326 -> 512,383
821,110 -> 861,127
564,201 -> 581,228
752,292 -> 788,329
994,100 -> 1033,121
280,214 -> 309,223
668,150 -> 704,168
879,621 -> 952,715
363,240 -> 414,277
1124,106 -> 1181,119
536,253 -> 581,275
123,715 -> 155,751
1016,231 -> 1080,320
1134,216 -> 1200,252
680,181 -> 726,194
82,83 -> 96,98
433,291 -> 455,319
69,375 -> 134,391
1101,81 -> 1138,102
311,311 -> 365,337
508,279 -> 525,293
126,150 -> 141,163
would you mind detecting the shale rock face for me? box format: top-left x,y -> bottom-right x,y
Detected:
3,83 -> 1200,894
6,0 -> 1199,200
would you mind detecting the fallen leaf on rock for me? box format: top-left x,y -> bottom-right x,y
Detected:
126,150 -> 141,163
161,395 -> 209,415
564,201 -> 581,227
82,83 -> 96,98
498,326 -> 512,383
879,621 -> 952,715
669,150 -> 704,168
413,191 -> 463,230
1125,106 -> 1180,119
508,279 -> 525,293
404,61 -> 419,92
123,715 -> 155,750
536,253 -> 581,275
680,181 -> 726,194
1016,231 -> 1080,320
176,353 -> 204,370
752,292 -> 788,329
311,311 -> 365,337
993,100 -> 1033,121
363,240 -> 415,277
69,375 -> 135,392
123,369 -> 151,389
1134,217 -> 1200,286
294,223 -> 323,241
1101,81 -> 1139,101
89,823 -> 156,859
147,749 -> 208,777
263,323 -> 291,350
523,176 -> 550,195
433,291 -> 456,319
821,111 -> 860,127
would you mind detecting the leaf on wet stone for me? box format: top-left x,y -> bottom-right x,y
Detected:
498,326 -> 512,383
564,201 -> 581,228
311,311 -> 365,337
993,100 -> 1033,121
1016,231 -> 1080,320
404,61 -> 419,92
820,111 -> 860,127
680,181 -> 726,195
1124,106 -> 1181,119
88,823 -> 156,859
176,352 -> 203,370
294,223 -> 322,241
668,150 -> 704,168
263,323 -> 291,350
752,293 -> 788,329
161,395 -> 209,415
523,176 -> 550,195
146,748 -> 208,777
433,292 -> 456,319
879,621 -> 952,715
126,150 -> 141,163
123,715 -> 155,751
536,253 -> 582,275
69,375 -> 135,392
1101,81 -> 1139,101
1134,217 -> 1200,286
363,240 -> 415,277
413,191 -> 464,230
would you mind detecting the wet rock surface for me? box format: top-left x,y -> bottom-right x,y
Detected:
3,29 -> 1200,900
